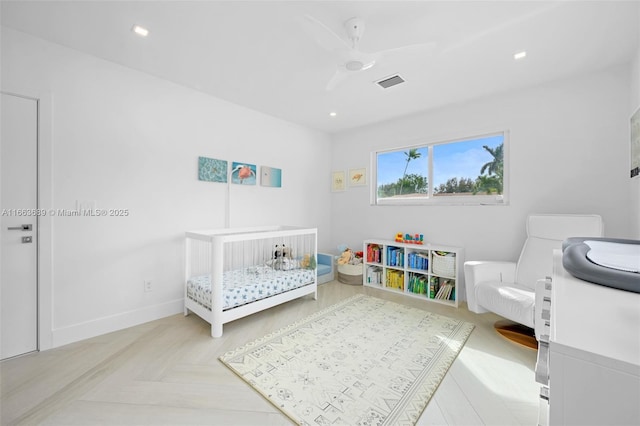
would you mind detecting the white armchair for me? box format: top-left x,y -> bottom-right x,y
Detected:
465,214 -> 603,343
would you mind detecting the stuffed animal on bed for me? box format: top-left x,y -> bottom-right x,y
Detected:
273,244 -> 292,260
270,244 -> 296,270
301,254 -> 317,270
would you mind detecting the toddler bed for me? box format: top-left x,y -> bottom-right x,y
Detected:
185,226 -> 318,337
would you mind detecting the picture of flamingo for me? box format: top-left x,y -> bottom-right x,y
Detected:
231,162 -> 257,185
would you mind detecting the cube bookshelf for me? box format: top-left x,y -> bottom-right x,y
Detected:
363,239 -> 464,307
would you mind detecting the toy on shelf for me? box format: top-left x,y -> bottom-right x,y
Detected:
394,232 -> 424,245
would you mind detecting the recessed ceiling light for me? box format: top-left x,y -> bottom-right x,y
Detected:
132,25 -> 149,37
514,51 -> 527,60
329,112 -> 337,117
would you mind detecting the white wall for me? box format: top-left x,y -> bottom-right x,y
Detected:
630,6 -> 640,239
1,27 -> 332,347
331,65 -> 632,264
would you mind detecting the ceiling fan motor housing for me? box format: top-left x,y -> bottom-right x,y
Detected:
346,60 -> 364,71
345,17 -> 365,44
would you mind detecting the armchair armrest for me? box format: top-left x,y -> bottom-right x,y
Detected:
464,261 -> 517,313
316,252 -> 334,284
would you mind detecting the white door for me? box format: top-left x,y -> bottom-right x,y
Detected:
1,92 -> 38,360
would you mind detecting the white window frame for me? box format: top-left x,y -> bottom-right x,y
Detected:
370,130 -> 509,206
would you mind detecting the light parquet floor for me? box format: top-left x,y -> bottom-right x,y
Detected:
1,282 -> 539,425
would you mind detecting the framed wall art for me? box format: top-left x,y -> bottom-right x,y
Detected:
348,168 -> 367,187
231,162 -> 257,185
198,156 -> 227,183
260,166 -> 282,188
331,171 -> 346,192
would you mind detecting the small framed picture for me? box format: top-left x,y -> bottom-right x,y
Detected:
260,166 -> 282,188
331,171 -> 346,192
231,162 -> 257,185
198,157 -> 227,183
348,168 -> 367,187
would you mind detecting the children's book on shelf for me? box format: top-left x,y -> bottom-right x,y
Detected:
386,270 -> 404,290
408,252 -> 429,270
434,280 -> 455,300
408,273 -> 429,295
366,265 -> 383,285
366,244 -> 381,263
429,276 -> 438,298
386,246 -> 404,267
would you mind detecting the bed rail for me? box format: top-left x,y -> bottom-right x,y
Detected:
185,226 -> 318,337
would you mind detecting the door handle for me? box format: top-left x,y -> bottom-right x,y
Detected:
7,224 -> 32,231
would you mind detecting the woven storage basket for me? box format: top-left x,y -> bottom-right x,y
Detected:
337,263 -> 363,285
432,252 -> 456,277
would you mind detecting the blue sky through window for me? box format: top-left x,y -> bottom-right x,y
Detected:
377,134 -> 503,189
377,147 -> 428,185
433,134 -> 503,187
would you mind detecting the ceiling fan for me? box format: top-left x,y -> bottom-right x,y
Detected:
300,15 -> 436,90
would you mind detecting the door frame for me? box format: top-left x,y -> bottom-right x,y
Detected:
2,87 -> 53,352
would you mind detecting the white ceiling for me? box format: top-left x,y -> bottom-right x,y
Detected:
2,1 -> 638,134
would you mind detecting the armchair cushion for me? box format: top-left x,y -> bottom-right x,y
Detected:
476,281 -> 535,328
317,263 -> 332,276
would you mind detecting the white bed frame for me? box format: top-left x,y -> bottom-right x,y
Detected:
184,225 -> 318,337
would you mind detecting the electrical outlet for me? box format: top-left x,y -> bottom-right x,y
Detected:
144,280 -> 152,292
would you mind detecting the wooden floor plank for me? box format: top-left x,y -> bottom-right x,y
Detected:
40,400 -> 290,426
0,281 -> 539,425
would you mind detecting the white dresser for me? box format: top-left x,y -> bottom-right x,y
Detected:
536,249 -> 640,425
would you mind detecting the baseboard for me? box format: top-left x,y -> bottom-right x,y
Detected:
51,298 -> 184,349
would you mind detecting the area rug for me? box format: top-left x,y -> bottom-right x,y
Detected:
219,294 -> 474,425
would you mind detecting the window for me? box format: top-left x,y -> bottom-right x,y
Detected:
373,132 -> 507,205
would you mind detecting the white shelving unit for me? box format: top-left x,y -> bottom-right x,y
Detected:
363,239 -> 464,308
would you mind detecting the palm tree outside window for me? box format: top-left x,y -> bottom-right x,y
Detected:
374,132 -> 506,205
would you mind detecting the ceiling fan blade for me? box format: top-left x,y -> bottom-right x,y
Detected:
377,42 -> 437,59
298,14 -> 350,52
325,69 -> 351,91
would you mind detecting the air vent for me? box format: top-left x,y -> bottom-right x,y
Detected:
376,74 -> 405,89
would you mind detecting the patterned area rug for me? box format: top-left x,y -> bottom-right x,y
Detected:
219,294 -> 474,425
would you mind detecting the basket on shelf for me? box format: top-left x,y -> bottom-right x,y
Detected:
432,252 -> 456,277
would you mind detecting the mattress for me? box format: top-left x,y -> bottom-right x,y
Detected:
187,265 -> 315,310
